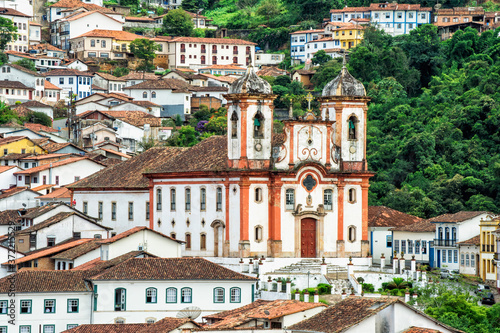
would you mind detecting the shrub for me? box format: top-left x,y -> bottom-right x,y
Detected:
316,283 -> 332,295
362,283 -> 375,293
381,282 -> 389,290
390,289 -> 399,296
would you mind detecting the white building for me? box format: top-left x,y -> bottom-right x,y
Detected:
0,186 -> 40,210
290,29 -> 325,63
93,72 -> 127,93
48,0 -> 109,23
0,64 -> 44,99
0,7 -> 31,53
0,80 -> 34,104
0,165 -> 21,189
44,68 -> 94,100
430,211 -> 493,271
391,219 -> 435,266
458,235 -> 479,276
28,21 -> 41,44
255,52 -> 285,66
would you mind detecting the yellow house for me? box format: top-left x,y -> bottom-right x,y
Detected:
333,26 -> 364,50
0,136 -> 46,157
479,215 -> 499,282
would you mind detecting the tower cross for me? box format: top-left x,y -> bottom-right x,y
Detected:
305,92 -> 314,112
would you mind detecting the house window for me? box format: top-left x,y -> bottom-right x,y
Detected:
442,249 -> 446,263
230,287 -> 241,303
422,240 -> 427,254
181,288 -> 192,303
255,187 -> 263,202
216,187 -> 222,211
55,176 -> 59,185
114,288 -> 126,311
394,239 -> 400,253
44,299 -> 55,313
47,237 -> 56,247
285,189 -> 295,210
200,233 -> 206,250
152,92 -> 156,98
59,78 -> 64,85
386,235 -> 392,247
454,250 -> 458,263
111,202 -> 116,220
409,12 -> 414,19
91,39 -> 95,47
170,188 -> 176,211
324,189 -> 333,210
415,240 -> 420,254
43,326 -> 55,333
98,202 -> 103,219
21,300 -> 32,313
401,240 -> 406,254
83,201 -> 88,214
166,288 -> 177,303
200,188 -> 206,211
452,227 -> 456,240
128,202 -> 133,220
448,249 -> 452,263
421,13 -> 426,19
181,55 -> 185,64
146,202 -> 150,220
67,325 -> 78,330
185,188 -> 191,211
0,300 -> 6,314
143,91 -> 148,98
348,226 -> 356,242
67,299 -> 79,313
471,253 -> 475,267
146,288 -> 157,303
463,254 -> 466,266
408,240 -> 413,254
156,188 -> 162,210
214,287 -> 224,303
185,233 -> 191,249
20,327 -> 31,333
255,225 -> 263,242
69,78 -> 73,84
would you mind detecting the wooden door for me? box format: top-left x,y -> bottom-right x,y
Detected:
301,218 -> 316,258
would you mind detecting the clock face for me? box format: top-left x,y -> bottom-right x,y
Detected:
349,146 -> 357,154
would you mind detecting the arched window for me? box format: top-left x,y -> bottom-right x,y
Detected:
348,225 -> 356,242
348,188 -> 356,203
255,225 -> 263,242
180,54 -> 185,64
200,233 -> 206,250
166,287 -> 177,303
438,227 -> 443,240
233,56 -> 238,64
212,56 -> 217,64
151,91 -> 156,98
466,254 -> 470,266
213,287 -> 225,303
253,110 -> 264,138
231,111 -> 238,138
233,46 -> 238,54
348,116 -> 357,140
181,287 -> 192,303
324,189 -> 333,210
185,188 -> 191,211
143,91 -> 148,98
170,188 -> 176,211
200,188 -> 206,211
201,55 -> 206,64
230,287 -> 241,303
216,187 -> 222,211
114,288 -> 126,311
255,187 -> 262,202
156,188 -> 162,211
145,287 -> 157,303
445,227 -> 450,240
452,227 -> 456,240
285,189 -> 295,210
180,43 -> 185,51
185,233 -> 191,249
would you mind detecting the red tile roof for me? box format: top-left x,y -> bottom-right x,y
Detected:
428,211 -> 492,223
45,80 -> 62,90
64,324 -> 150,333
199,73 -> 238,83
6,63 -> 39,76
330,7 -> 370,13
73,29 -> 143,41
138,317 -> 201,333
91,257 -> 258,281
0,208 -> 22,225
95,72 -> 127,82
36,186 -> 71,199
200,64 -> 246,70
368,206 -> 422,228
0,7 -> 30,17
71,250 -> 155,271
0,80 -> 34,89
17,211 -> 109,235
391,219 -> 436,232
458,235 -> 480,246
5,50 -> 36,60
51,239 -> 101,260
63,10 -> 122,24
125,16 -> 155,22
29,43 -> 64,52
20,153 -> 72,160
0,187 -> 39,200
290,29 -> 325,35
14,157 -> 95,175
49,0 -> 117,13
44,68 -> 93,77
0,165 -> 17,173
99,226 -> 182,244
31,184 -> 55,192
24,123 -> 59,133
119,71 -> 159,80
402,327 -> 443,333
0,136 -> 29,145
0,270 -> 96,293
126,78 -> 193,92
171,37 -> 256,45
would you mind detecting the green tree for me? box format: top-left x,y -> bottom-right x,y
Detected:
256,0 -> 284,25
0,17 -> 17,51
181,0 -> 208,12
166,126 -> 199,147
129,38 -> 160,72
25,112 -> 52,127
311,50 -> 331,65
0,101 -> 19,125
138,136 -> 157,151
113,67 -> 130,77
162,9 -> 194,36
13,59 -> 36,72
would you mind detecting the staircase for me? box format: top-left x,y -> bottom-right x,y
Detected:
270,259 -> 348,279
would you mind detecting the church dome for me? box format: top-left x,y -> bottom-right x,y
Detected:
229,66 -> 272,95
322,65 -> 366,97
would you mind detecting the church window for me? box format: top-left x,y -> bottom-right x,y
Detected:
348,226 -> 356,242
323,189 -> 333,210
200,188 -> 206,211
185,188 -> 191,211
231,112 -> 238,138
285,189 -> 295,210
200,233 -> 206,250
216,187 -> 222,211
348,188 -> 356,203
348,116 -> 357,140
255,187 -> 263,203
255,225 -> 263,242
156,188 -> 162,210
185,233 -> 191,249
253,109 -> 264,138
170,188 -> 176,211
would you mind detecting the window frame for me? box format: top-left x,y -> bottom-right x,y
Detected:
145,287 -> 158,304
166,287 -> 177,303
43,326 -> 55,333
170,188 -> 176,211
323,189 -> 333,210
111,202 -> 116,221
230,287 -> 241,303
157,188 -> 162,211
128,201 -> 134,220
181,287 -> 192,303
216,187 -> 222,211
213,287 -> 225,303
0,300 -> 6,314
20,326 -> 31,333
185,233 -> 191,249
285,188 -> 295,210
114,288 -> 126,312
200,188 -> 206,211
20,300 -> 32,314
185,188 -> 191,211
67,299 -> 79,313
44,299 -> 56,313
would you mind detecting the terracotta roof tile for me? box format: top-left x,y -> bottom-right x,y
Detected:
51,239 -> 101,260
99,226 -> 182,244
0,165 -> 16,173
91,257 -> 258,281
22,100 -> 52,109
0,136 -> 29,145
18,211 -> 109,235
72,29 -> 143,41
31,184 -> 55,192
63,10 -> 122,24
330,7 -> 370,13
200,73 -> 238,83
391,219 -> 436,232
127,78 -> 193,91
290,29 -> 325,34
6,63 -> 39,76
131,100 -> 162,108
0,270 -> 94,293
0,80 -> 33,89
171,37 -> 256,45
24,123 -> 58,133
125,16 -> 155,22
44,68 -> 93,77
428,211 -> 491,223
402,328 -> 442,333
5,50 -> 36,60
21,203 -> 62,219
71,250 -> 155,271
14,157 -> 93,175
138,317 -> 201,333
0,187 -> 38,200
256,66 -> 287,77
0,7 -> 30,17
0,209 -> 22,225
29,43 -> 64,52
95,72 -> 127,82
36,186 -> 72,199
120,71 -> 159,81
191,86 -> 228,92
50,0 -> 117,13
20,153 -> 73,160
29,21 -> 42,26
63,324 -> 150,333
202,300 -> 326,330
368,206 -> 422,228
458,235 -> 480,246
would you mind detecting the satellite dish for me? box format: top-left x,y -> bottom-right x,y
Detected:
176,306 -> 202,320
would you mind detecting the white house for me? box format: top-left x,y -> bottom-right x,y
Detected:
255,52 -> 285,66
63,317 -> 201,332
19,100 -> 54,119
91,257 -> 257,324
0,186 -> 40,210
368,206 -> 422,263
391,219 -> 436,266
36,186 -> 72,206
0,165 -> 21,190
0,80 -> 34,104
458,235 -> 479,276
48,0 -> 111,23
93,72 -> 127,93
430,211 -> 494,271
0,7 -> 31,53
14,157 -> 106,188
122,79 -> 192,119
28,21 -> 42,45
290,29 -> 325,63
289,297 -> 462,333
65,59 -> 89,71
29,43 -> 66,58
44,68 -> 94,100
0,63 -> 45,98
199,64 -> 247,76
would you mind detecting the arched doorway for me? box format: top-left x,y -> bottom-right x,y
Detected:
211,220 -> 225,257
301,218 -> 317,258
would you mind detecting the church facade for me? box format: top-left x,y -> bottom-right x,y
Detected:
145,65 -> 374,258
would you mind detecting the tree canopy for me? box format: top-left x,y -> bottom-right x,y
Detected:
162,9 -> 195,36
0,17 -> 17,51
129,38 -> 160,71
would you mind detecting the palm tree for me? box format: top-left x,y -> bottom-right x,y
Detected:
387,277 -> 408,290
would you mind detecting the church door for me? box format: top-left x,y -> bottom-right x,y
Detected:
301,218 -> 316,258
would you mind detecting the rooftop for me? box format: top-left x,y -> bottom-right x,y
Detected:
368,206 -> 422,228
72,29 -> 142,41
428,211 -> 492,223
0,7 -> 30,17
457,235 -> 480,246
126,78 -> 193,92
0,80 -> 33,89
44,68 -> 93,77
14,157 -> 94,175
171,36 -> 256,45
0,269 -> 94,293
64,324 -> 150,333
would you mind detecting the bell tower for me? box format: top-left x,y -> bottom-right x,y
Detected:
225,66 -> 277,169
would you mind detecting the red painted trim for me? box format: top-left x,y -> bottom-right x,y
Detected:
225,180 -> 230,240
239,179 -> 250,241
337,181 -> 344,241
149,179 -> 154,229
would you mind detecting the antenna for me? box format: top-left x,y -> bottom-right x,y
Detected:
176,306 -> 202,320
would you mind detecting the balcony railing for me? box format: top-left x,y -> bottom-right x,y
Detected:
433,239 -> 457,247
180,48 -> 186,52
233,51 -> 238,55
212,49 -> 217,54
201,49 -> 206,53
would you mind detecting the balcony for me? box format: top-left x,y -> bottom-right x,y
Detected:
433,239 -> 457,247
233,51 -> 238,55
180,48 -> 186,53
212,49 -> 217,54
201,49 -> 206,53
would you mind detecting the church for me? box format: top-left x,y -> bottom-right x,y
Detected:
144,64 -> 374,258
